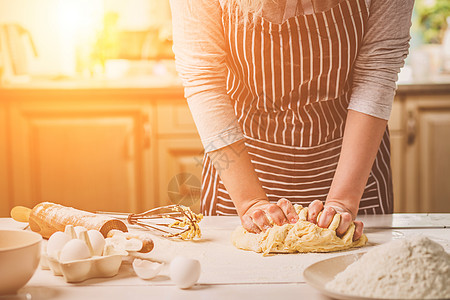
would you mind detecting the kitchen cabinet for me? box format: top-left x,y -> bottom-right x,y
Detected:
155,101 -> 204,212
0,101 -> 9,215
157,138 -> 203,212
389,88 -> 450,213
0,87 -> 204,217
405,94 -> 450,213
6,91 -> 155,214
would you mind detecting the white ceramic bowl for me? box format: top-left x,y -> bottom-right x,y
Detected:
0,230 -> 42,295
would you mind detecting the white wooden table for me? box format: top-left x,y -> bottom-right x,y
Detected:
1,214 -> 449,300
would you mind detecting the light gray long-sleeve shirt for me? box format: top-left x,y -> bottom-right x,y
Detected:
170,0 -> 414,151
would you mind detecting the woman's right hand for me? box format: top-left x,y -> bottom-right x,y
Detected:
240,198 -> 299,233
307,200 -> 364,241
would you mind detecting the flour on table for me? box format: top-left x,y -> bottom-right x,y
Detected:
231,204 -> 367,255
326,236 -> 450,299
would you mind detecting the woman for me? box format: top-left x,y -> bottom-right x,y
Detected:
170,0 -> 414,239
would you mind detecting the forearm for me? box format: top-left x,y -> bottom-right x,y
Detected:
326,109 -> 388,217
208,139 -> 268,216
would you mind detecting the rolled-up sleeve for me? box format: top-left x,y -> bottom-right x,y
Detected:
170,0 -> 244,152
348,0 -> 414,120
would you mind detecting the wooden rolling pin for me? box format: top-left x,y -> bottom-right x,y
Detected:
11,202 -> 154,253
11,202 -> 128,238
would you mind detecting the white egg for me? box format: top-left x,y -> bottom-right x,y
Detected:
59,239 -> 91,263
132,259 -> 163,280
169,256 -> 201,289
87,230 -> 105,256
47,231 -> 71,259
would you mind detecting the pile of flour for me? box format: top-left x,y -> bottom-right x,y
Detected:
326,236 -> 450,299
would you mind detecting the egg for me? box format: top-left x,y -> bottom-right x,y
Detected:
59,239 -> 91,263
47,231 -> 71,259
87,230 -> 105,256
169,256 -> 201,289
132,259 -> 163,280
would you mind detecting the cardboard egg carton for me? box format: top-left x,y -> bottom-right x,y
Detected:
40,226 -> 141,283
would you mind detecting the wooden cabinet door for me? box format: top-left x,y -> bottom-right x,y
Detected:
157,138 -> 203,213
9,99 -> 152,214
417,110 -> 450,212
405,95 -> 450,213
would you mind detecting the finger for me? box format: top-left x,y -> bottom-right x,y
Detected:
353,221 -> 364,241
241,215 -> 261,234
317,206 -> 336,228
265,203 -> 289,226
328,213 -> 341,231
307,200 -> 323,224
251,209 -> 271,232
336,212 -> 352,236
277,198 -> 298,223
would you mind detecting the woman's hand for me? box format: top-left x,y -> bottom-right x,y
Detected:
240,198 -> 299,233
307,200 -> 364,241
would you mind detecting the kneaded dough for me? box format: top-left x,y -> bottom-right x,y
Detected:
231,204 -> 367,255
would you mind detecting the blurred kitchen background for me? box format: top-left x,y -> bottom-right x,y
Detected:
0,0 -> 449,217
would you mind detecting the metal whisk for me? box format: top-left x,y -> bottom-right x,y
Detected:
97,205 -> 203,240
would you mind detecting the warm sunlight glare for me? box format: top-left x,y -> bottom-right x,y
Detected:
56,0 -> 103,75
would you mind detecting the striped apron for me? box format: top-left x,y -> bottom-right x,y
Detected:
200,0 -> 394,216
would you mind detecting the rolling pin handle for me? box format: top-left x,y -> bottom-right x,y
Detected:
10,206 -> 32,223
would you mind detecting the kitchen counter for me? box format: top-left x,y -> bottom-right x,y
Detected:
396,81 -> 450,95
1,73 -> 450,96
1,214 -> 449,300
0,77 -> 185,99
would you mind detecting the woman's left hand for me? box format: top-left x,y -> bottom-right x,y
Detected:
307,200 -> 364,241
